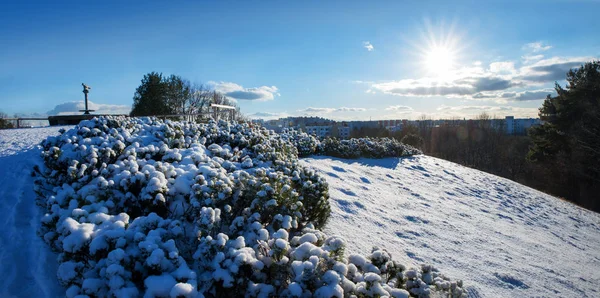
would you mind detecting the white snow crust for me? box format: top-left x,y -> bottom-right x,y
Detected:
301,156 -> 600,297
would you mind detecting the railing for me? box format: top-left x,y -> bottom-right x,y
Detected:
2,117 -> 49,128
2,104 -> 237,128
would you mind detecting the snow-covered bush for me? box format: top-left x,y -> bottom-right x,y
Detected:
280,129 -> 422,158
319,137 -> 421,159
35,116 -> 464,297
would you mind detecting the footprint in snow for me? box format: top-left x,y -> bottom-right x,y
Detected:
493,272 -> 529,289
326,172 -> 340,178
339,188 -> 357,197
331,166 -> 346,172
360,177 -> 371,184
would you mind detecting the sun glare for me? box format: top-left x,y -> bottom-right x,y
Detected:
425,46 -> 455,78
412,19 -> 465,81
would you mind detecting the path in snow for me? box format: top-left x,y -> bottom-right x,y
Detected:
0,127 -> 67,297
301,156 -> 600,298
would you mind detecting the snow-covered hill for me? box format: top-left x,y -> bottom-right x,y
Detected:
301,156 -> 600,297
1,126 -> 599,297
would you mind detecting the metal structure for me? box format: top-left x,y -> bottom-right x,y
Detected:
210,103 -> 236,120
79,83 -> 95,115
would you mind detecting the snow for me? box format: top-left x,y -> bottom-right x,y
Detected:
0,126 -> 68,297
1,125 -> 600,297
301,155 -> 600,297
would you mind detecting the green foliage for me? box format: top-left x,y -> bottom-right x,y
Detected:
130,72 -> 171,116
401,134 -> 424,149
528,61 -> 600,206
0,112 -> 14,129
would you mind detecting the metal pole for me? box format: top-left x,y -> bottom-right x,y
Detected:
84,92 -> 89,114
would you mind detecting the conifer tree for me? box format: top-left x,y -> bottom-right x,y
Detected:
528,61 -> 600,209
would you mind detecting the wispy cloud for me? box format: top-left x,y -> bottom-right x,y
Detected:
247,111 -> 289,120
522,54 -> 544,64
208,81 -> 279,101
523,41 -> 552,53
363,41 -> 374,51
385,105 -> 414,112
436,105 -> 539,118
298,107 -> 367,114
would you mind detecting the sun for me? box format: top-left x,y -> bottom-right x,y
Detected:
424,45 -> 455,78
411,19 -> 465,81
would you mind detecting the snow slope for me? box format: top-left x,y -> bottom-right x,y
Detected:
0,127 -> 69,298
301,156 -> 600,298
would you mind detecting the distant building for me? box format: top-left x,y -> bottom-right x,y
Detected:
305,125 -> 331,138
338,126 -> 350,139
505,116 -> 541,135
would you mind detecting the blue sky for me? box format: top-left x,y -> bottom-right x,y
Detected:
1,0 -> 598,120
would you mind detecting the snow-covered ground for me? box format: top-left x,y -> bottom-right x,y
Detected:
301,156 -> 600,298
0,127 -> 70,298
1,126 -> 599,297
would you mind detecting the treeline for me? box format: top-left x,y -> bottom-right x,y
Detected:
130,72 -> 244,121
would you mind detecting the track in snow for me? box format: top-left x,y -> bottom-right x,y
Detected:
0,127 -> 66,297
301,156 -> 600,298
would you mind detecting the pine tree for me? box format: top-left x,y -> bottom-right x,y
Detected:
130,72 -> 171,116
528,61 -> 600,209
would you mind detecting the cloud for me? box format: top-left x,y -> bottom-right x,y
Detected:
208,81 -> 279,101
385,105 -> 414,114
519,57 -> 589,82
298,107 -> 367,114
522,54 -> 544,64
514,89 -> 554,101
472,88 -> 555,101
363,41 -> 374,51
47,101 -> 130,116
370,55 -> 595,100
489,61 -> 516,75
372,75 -> 521,97
247,111 -> 288,120
523,42 -> 552,53
436,105 -> 539,118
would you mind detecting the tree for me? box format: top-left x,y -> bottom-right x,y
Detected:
130,72 -> 171,116
528,61 -> 600,210
401,133 -> 424,149
0,112 -> 14,129
164,74 -> 191,115
130,72 -> 244,121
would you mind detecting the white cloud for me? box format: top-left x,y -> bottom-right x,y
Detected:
385,105 -> 414,112
363,41 -> 374,51
523,41 -> 552,53
369,55 -> 595,100
436,105 -> 539,118
47,101 -> 130,115
247,111 -> 290,120
208,81 -> 279,101
522,54 -> 544,64
298,107 -> 367,114
489,61 -> 516,75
